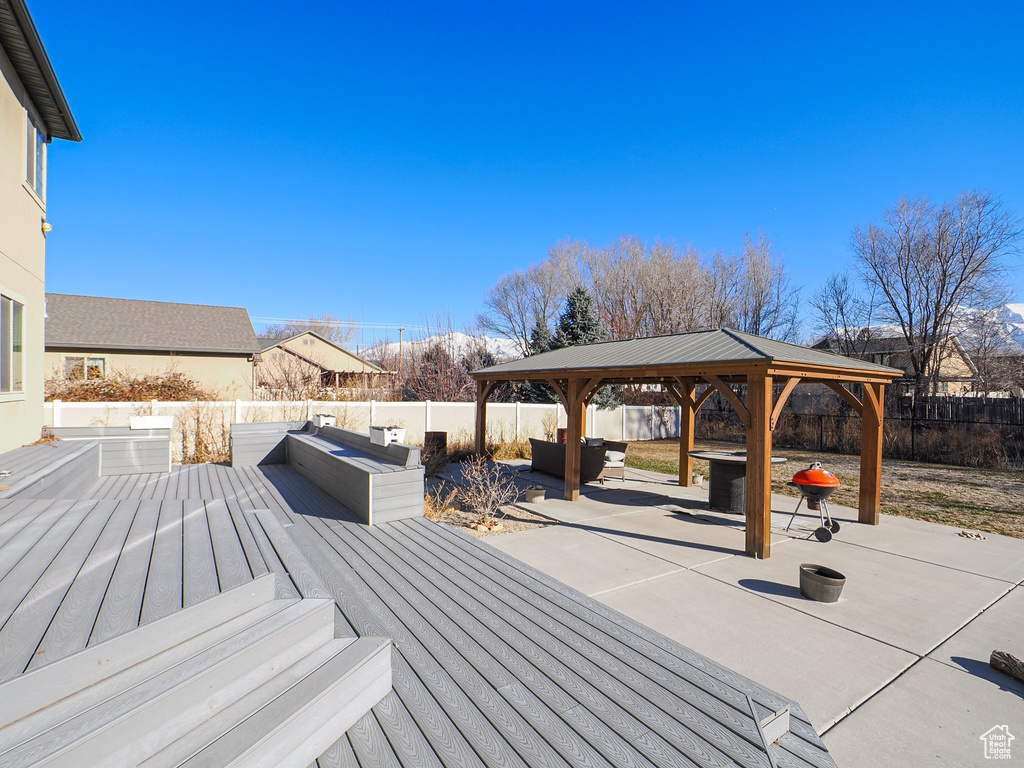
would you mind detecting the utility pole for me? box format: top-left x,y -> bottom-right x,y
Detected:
398,327 -> 404,381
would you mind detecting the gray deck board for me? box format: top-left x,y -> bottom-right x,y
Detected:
187,464 -> 201,498
316,736 -> 361,768
396,521 -> 772,768
139,501 -> 184,625
0,498 -> 35,526
28,500 -> 140,669
288,512 -> 526,767
0,499 -> 84,610
379,524 -> 735,768
369,691 -> 445,768
0,501 -> 114,681
226,500 -> 272,581
418,519 -> 791,720
183,500 -> 220,607
240,508 -> 301,600
90,499 -> 162,644
0,452 -> 834,768
206,499 -> 253,591
331,522 -> 623,768
346,711 -> 403,768
150,469 -> 170,500
0,498 -> 51,549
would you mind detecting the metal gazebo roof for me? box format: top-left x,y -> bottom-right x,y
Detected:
473,328 -> 903,380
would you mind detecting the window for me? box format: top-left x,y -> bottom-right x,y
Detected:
63,356 -> 105,380
25,114 -> 46,201
1,295 -> 24,393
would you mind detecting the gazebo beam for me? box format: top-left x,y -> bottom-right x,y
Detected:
858,383 -> 885,525
745,373 -> 773,558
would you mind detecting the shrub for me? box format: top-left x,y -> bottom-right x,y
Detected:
46,370 -> 214,402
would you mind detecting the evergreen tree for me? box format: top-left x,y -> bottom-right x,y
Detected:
551,288 -> 619,408
551,288 -> 607,349
520,318 -> 556,403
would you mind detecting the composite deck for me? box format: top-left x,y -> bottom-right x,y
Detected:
0,463 -> 836,767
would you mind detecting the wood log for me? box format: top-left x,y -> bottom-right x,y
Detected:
990,650 -> 1024,683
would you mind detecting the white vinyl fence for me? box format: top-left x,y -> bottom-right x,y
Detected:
46,399 -> 684,448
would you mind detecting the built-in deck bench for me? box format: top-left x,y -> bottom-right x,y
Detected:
230,422 -> 424,525
0,441 -> 100,500
50,426 -> 172,476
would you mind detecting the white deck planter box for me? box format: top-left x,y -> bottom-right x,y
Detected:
369,426 -> 406,447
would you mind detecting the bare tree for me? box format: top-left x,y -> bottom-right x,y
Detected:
704,250 -> 740,329
479,241 -> 580,356
733,230 -> 800,341
853,191 -> 1021,396
958,308 -> 1021,395
263,313 -> 359,347
808,271 -> 877,355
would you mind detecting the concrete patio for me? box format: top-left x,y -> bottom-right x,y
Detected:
482,462 -> 1024,767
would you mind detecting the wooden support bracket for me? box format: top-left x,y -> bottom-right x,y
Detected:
703,374 -> 750,428
823,381 -> 863,416
769,377 -> 799,431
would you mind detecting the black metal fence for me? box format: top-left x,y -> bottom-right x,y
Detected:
694,409 -> 1024,469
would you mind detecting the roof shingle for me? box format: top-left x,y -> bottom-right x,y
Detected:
45,294 -> 259,355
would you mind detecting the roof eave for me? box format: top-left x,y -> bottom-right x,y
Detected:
3,0 -> 81,141
46,342 -> 256,356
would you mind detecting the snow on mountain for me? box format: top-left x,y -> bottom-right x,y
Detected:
378,332 -> 521,361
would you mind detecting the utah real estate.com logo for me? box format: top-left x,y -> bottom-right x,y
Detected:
980,725 -> 1015,760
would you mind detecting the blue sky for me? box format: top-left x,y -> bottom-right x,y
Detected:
35,1 -> 1024,345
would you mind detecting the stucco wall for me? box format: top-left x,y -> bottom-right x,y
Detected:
278,333 -> 380,373
45,350 -> 255,399
0,46 -> 47,452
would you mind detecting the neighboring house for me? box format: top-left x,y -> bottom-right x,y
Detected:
815,324 -> 977,395
0,0 -> 80,452
257,331 -> 392,396
45,294 -> 260,398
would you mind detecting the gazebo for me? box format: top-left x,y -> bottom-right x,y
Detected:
471,328 -> 903,558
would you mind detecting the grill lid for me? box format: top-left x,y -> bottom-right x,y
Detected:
791,461 -> 840,488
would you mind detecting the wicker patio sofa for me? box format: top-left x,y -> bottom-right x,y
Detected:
528,437 -> 629,484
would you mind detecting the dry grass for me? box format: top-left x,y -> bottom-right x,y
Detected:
626,439 -> 1024,539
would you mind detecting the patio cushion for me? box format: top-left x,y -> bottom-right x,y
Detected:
604,460 -> 625,468
605,450 -> 626,463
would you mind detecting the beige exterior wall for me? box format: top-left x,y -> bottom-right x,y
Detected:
0,46 -> 48,452
277,333 -> 381,373
45,349 -> 255,399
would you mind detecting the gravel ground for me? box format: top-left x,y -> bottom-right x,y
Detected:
627,439 -> 1024,538
424,477 -> 558,538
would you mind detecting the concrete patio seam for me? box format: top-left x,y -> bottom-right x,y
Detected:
823,537 -> 1024,586
587,566 -> 693,597
928,583 -> 1023,675
688,568 -> 933,658
820,583 -> 1020,737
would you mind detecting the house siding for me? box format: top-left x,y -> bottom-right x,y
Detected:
0,42 -> 46,451
44,349 -> 255,399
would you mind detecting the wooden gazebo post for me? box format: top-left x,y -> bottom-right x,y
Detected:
858,383 -> 885,524
474,380 -> 497,456
563,377 -> 586,501
745,373 -> 773,559
677,378 -> 695,487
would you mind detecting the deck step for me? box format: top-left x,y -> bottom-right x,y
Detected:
148,636 -> 391,768
0,573 -> 280,730
0,596 -> 338,767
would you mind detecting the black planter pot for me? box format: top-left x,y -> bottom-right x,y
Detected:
799,564 -> 846,603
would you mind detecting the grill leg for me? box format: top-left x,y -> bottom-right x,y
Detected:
785,496 -> 805,532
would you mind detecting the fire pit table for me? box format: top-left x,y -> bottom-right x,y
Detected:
688,450 -> 787,514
